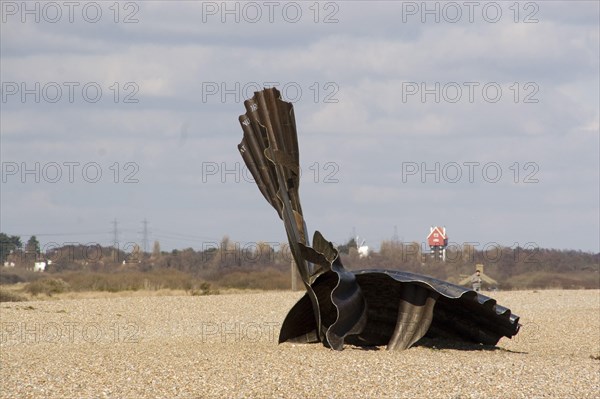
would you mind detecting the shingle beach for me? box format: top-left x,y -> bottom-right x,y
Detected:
1,290 -> 599,398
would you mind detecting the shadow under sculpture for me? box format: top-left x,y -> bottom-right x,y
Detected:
237,88 -> 520,351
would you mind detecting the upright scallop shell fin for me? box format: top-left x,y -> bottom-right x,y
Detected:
238,87 -> 520,350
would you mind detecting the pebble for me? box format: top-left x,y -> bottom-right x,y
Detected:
1,290 -> 598,398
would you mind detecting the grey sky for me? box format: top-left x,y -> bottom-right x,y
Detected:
1,1 -> 598,254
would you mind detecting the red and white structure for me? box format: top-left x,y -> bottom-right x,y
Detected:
427,226 -> 448,261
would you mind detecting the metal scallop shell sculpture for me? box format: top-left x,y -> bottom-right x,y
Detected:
238,88 -> 520,350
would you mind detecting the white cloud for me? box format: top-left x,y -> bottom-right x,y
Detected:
1,1 -> 598,252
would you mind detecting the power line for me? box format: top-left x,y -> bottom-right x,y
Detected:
152,229 -> 218,241
111,218 -> 118,247
9,232 -> 107,237
139,219 -> 149,253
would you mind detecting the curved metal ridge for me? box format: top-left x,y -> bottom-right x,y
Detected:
354,269 -> 517,319
238,87 -> 323,340
299,231 -> 367,350
237,87 -> 521,350
280,270 -> 520,348
351,271 -> 520,345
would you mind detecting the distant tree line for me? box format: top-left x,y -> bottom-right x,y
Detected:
1,233 -> 598,289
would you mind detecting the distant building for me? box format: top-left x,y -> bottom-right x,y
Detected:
33,258 -> 51,272
356,236 -> 369,258
357,245 -> 369,258
427,226 -> 448,261
34,261 -> 46,272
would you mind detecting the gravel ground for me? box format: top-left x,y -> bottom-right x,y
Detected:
1,289 -> 599,398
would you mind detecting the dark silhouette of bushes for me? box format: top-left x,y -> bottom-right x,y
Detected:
0,288 -> 27,302
213,268 -> 290,290
25,278 -> 70,296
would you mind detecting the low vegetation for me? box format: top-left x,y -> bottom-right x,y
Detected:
24,278 -> 70,296
503,271 -> 599,290
214,268 -> 290,290
0,287 -> 27,302
0,236 -> 598,300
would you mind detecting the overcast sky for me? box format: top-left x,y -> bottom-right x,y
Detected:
1,1 -> 598,254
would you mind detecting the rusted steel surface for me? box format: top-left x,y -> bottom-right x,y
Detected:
238,87 -> 520,350
280,270 -> 520,349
